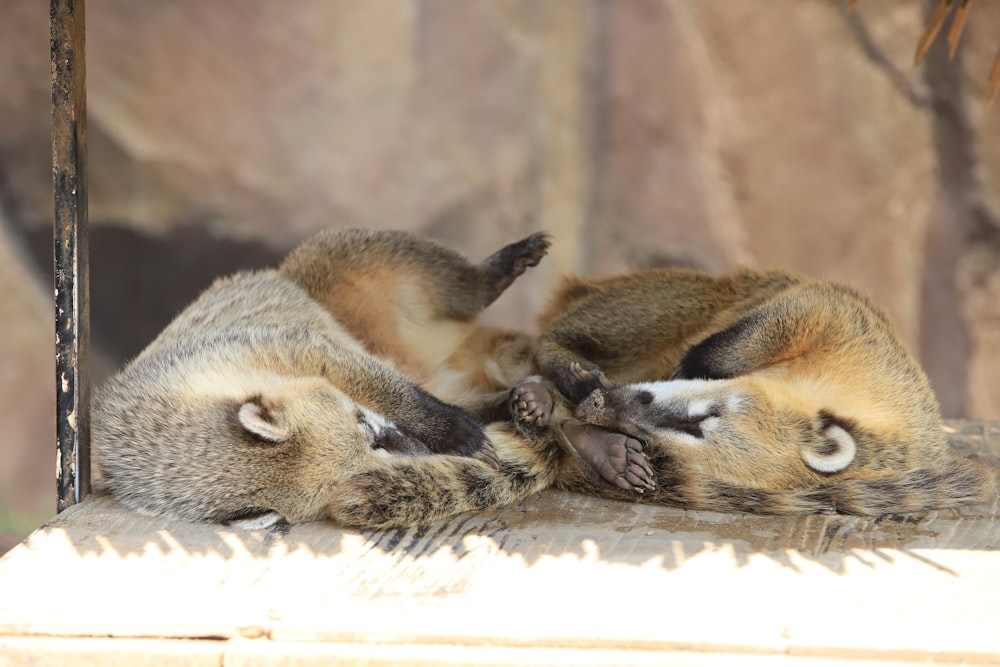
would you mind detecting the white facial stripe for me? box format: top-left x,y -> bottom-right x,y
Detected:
356,404 -> 394,433
630,379 -> 723,401
336,393 -> 395,438
726,393 -> 746,414
336,394 -> 398,451
629,379 -> 743,418
688,398 -> 713,420
664,430 -> 707,447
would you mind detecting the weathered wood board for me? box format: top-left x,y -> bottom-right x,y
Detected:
1,421 -> 999,666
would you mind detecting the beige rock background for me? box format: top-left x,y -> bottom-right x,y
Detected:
3,0 -> 1000,552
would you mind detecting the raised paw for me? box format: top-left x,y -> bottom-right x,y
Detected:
505,232 -> 551,275
561,421 -> 656,493
481,232 -> 552,296
509,379 -> 554,432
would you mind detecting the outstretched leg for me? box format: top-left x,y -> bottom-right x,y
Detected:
474,232 -> 551,310
279,227 -> 550,325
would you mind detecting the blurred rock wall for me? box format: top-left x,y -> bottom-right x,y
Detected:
3,0 -> 1000,549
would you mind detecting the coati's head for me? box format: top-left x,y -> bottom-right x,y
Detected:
94,370 -> 425,526
573,373 -> 994,514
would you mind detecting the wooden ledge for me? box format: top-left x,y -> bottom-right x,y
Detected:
1,420 -> 999,666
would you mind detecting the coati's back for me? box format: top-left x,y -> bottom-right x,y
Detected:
538,269 -> 995,515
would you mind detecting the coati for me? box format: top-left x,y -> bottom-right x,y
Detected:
327,267 -> 996,528
93,228 -> 549,525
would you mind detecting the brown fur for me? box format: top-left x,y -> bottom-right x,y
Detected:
93,228 -> 549,525
328,268 -> 995,528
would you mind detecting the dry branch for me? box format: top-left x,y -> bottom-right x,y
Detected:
833,0 -> 999,108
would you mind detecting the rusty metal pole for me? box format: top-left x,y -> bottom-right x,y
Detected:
51,0 -> 90,511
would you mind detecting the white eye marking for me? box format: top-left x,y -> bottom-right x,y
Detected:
688,399 -> 713,420
359,406 -> 393,432
666,431 -> 707,447
802,424 -> 857,473
631,379 -> 722,402
700,416 -> 721,433
630,380 -> 741,420
353,403 -> 399,453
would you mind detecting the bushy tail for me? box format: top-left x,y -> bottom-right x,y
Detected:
809,459 -> 996,516
681,458 -> 996,516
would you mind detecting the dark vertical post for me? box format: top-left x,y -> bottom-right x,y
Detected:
51,0 -> 90,511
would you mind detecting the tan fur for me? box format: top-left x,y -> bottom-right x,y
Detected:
521,269 -> 993,514
93,228 -> 549,525
328,268 -> 996,528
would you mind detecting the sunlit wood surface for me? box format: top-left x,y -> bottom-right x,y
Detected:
1,420 -> 998,666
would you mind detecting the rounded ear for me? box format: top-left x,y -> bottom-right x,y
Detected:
802,424 -> 856,473
238,397 -> 291,443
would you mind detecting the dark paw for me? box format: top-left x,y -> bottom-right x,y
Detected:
561,421 -> 656,493
569,362 -> 614,389
567,362 -> 618,406
510,380 -> 554,432
507,232 -> 551,275
414,404 -> 498,467
482,232 -> 551,293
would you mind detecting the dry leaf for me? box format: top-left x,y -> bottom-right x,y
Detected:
989,43 -> 1000,109
915,0 -> 955,66
947,0 -> 974,59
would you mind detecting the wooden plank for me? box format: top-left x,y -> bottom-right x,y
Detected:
1,420 -> 998,665
1,636 -> 985,667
